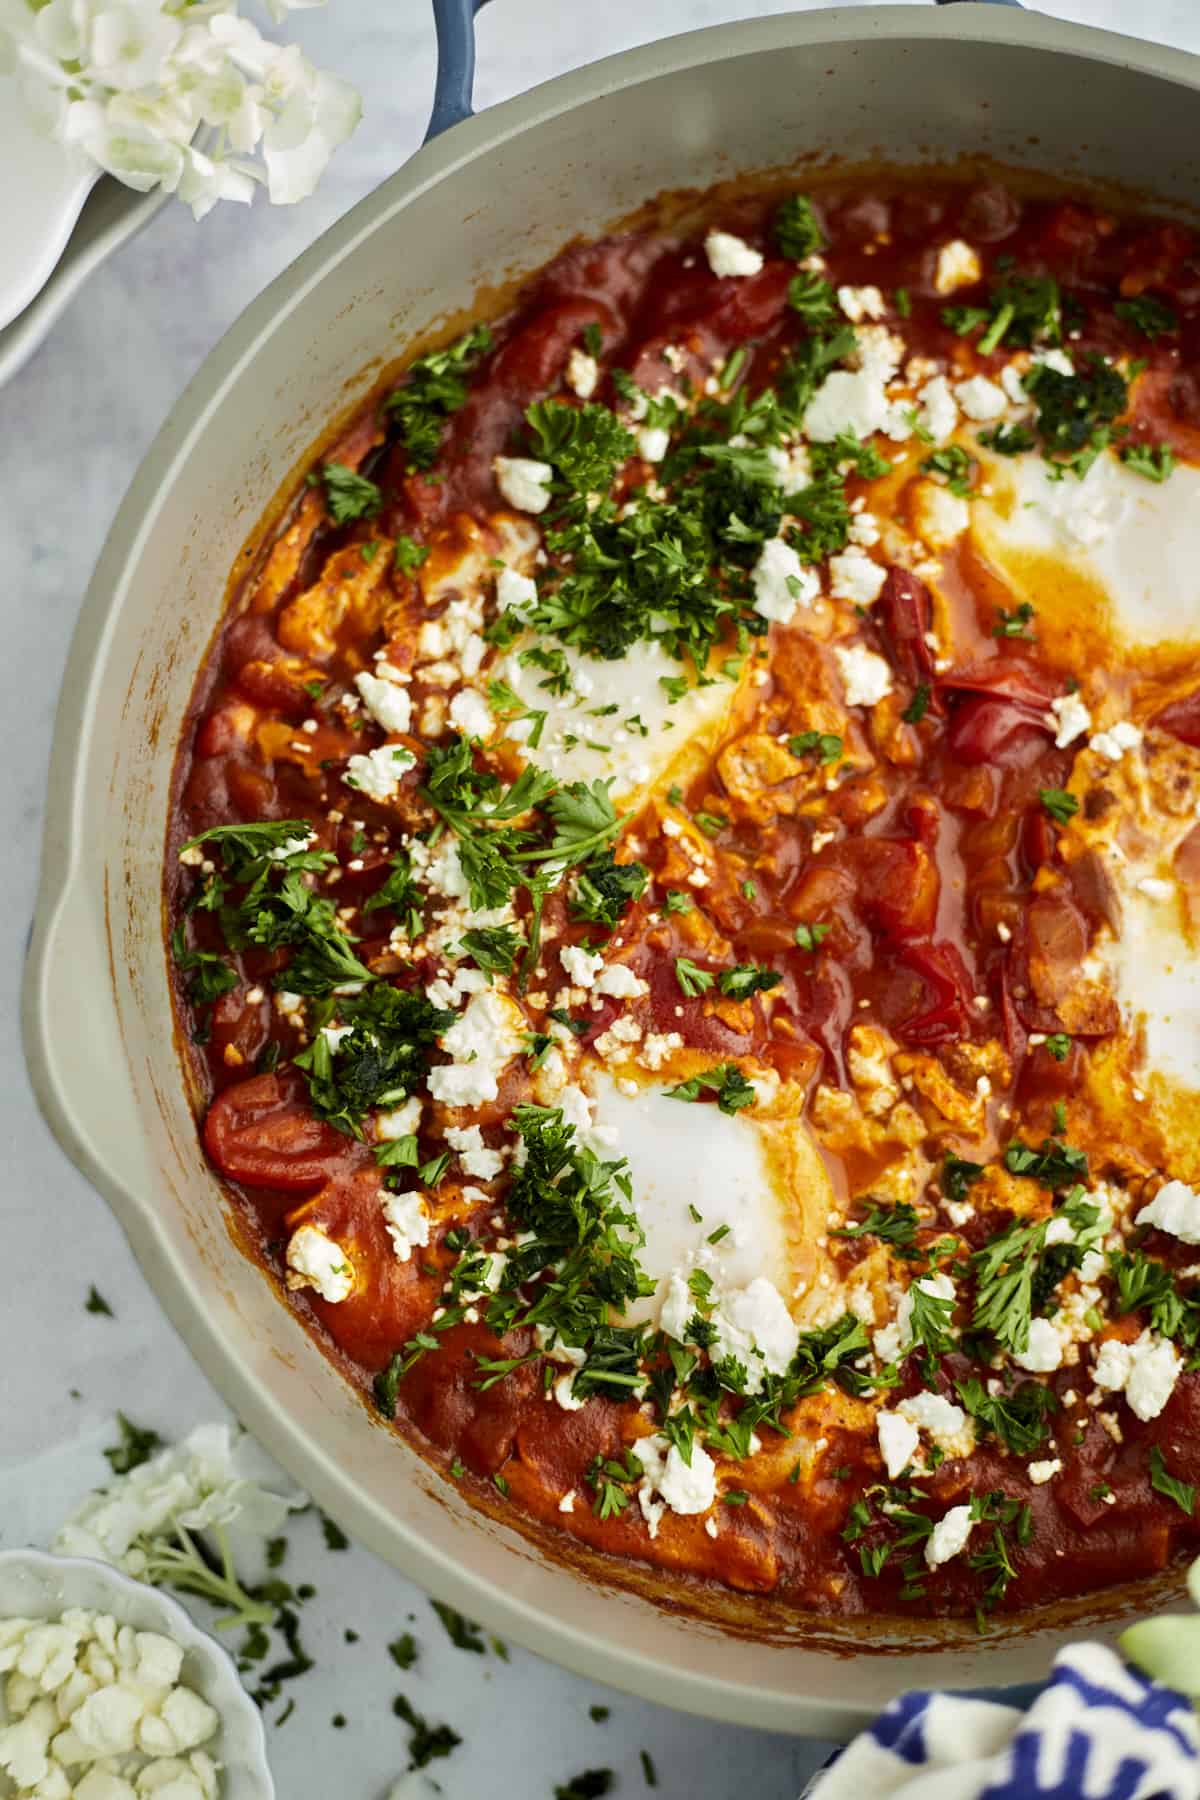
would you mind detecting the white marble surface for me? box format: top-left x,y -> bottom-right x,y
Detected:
3,1 -> 1199,1796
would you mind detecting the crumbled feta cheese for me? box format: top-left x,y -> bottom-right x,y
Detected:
955,374 -> 1008,421
709,1278 -> 800,1391
828,545 -> 886,606
1093,1329 -> 1181,1420
1013,1316 -> 1064,1373
496,566 -> 538,616
380,1191 -> 431,1263
833,643 -> 893,707
1136,1179 -> 1200,1244
0,1612 -> 219,1799
897,1390 -> 975,1461
376,1095 -> 422,1140
637,425 -> 671,463
1048,692 -> 1092,747
566,347 -> 599,399
285,1224 -> 353,1302
448,687 -> 493,740
917,375 -> 959,443
913,481 -> 970,549
561,944 -> 604,989
767,442 -> 812,489
838,284 -> 886,323
877,1409 -> 920,1479
752,537 -> 819,623
633,1433 -> 717,1537
925,1503 -> 975,1568
1090,719 -> 1142,762
445,1124 -> 505,1180
594,963 -> 648,1000
848,508 -> 880,547
427,988 -> 523,1107
853,326 -> 905,386
1028,1458 -> 1062,1485
355,670 -> 412,736
704,230 -> 763,278
343,743 -> 416,801
494,455 -> 554,513
804,369 -> 889,444
934,239 -> 982,295
1034,347 -> 1075,377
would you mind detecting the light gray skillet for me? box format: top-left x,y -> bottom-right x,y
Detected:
23,0 -> 1200,1736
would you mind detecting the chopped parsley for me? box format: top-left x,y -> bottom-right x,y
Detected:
665,1063 -> 757,1116
787,272 -> 838,325
526,399 -> 636,496
1149,1445 -> 1195,1517
431,1602 -> 487,1653
102,1413 -> 165,1476
571,850 -> 649,927
394,534 -> 430,574
1120,442 -> 1176,483
901,683 -> 931,725
388,1634 -> 418,1670
320,1514 -> 349,1551
318,461 -> 383,525
555,1772 -> 615,1800
1113,294 -> 1178,340
384,321 -> 493,470
955,1376 -> 1057,1454
993,601 -> 1036,640
832,1201 -> 920,1251
1039,787 -> 1079,825
922,445 -> 974,497
789,729 -> 843,765
392,1694 -> 462,1769
793,921 -> 831,952
1022,354 -> 1128,478
718,963 -> 782,1000
85,1286 -> 114,1317
773,192 -> 824,259
674,956 -> 715,997
295,984 -> 452,1137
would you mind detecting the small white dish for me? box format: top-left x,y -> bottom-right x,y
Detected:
0,1547 -> 275,1799
0,174 -> 166,387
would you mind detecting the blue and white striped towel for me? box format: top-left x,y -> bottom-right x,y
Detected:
804,1644 -> 1200,1800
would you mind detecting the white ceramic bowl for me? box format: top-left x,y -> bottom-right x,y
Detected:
0,1549 -> 275,1799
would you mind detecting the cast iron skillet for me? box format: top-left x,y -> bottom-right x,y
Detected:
24,0 -> 1200,1735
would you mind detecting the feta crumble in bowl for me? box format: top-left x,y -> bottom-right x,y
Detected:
0,1551 -> 273,1800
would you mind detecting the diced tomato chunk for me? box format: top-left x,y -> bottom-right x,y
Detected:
896,941 -> 975,1045
878,568 -> 935,686
944,695 -> 1053,768
847,838 -> 939,941
1154,688 -> 1200,748
204,1070 -> 348,1191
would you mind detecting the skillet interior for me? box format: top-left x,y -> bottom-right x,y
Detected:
24,6 -> 1200,1733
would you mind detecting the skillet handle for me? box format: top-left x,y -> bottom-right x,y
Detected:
425,0 -> 1027,139
426,0 -> 493,141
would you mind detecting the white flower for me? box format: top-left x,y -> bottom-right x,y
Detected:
177,145 -> 259,221
88,3 -> 184,92
8,0 -> 359,216
62,97 -> 186,192
53,1423 -> 306,1576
